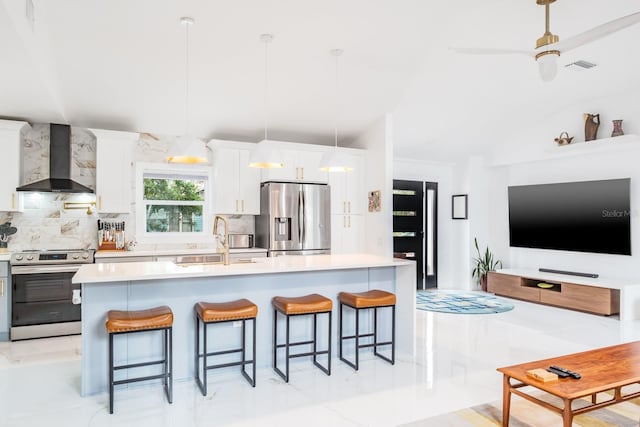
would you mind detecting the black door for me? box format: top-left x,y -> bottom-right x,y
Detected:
393,180 -> 424,289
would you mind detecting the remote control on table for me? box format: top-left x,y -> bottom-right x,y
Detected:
549,365 -> 581,379
546,367 -> 570,378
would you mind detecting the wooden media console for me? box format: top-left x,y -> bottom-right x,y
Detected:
488,270 -> 620,316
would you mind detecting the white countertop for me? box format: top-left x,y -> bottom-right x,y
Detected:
497,268 -> 640,289
74,254 -> 413,284
95,247 -> 267,258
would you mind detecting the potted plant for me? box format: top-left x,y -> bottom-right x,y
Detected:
472,237 -> 502,292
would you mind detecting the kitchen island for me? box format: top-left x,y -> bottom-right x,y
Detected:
73,254 -> 415,396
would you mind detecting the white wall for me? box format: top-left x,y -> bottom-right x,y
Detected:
354,114 -> 393,257
481,87 -> 640,280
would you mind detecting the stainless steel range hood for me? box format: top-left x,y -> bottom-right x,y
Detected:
16,124 -> 94,193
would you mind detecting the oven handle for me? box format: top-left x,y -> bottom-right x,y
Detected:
11,265 -> 84,275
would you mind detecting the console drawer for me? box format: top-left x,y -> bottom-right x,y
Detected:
540,282 -> 619,315
488,272 -> 540,300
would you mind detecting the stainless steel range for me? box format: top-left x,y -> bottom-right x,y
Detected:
10,249 -> 94,340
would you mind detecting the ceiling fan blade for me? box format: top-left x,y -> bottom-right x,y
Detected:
553,11 -> 640,53
451,47 -> 535,57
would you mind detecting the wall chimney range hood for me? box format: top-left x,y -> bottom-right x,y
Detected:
16,124 -> 94,193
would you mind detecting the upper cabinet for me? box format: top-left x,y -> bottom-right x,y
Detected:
209,140 -> 261,215
0,119 -> 29,212
260,144 -> 328,183
91,129 -> 139,213
329,151 -> 366,215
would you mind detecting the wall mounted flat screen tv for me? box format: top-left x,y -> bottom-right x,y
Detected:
508,178 -> 631,255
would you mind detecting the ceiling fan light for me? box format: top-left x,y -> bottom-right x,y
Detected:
536,50 -> 560,82
248,140 -> 284,168
319,148 -> 353,172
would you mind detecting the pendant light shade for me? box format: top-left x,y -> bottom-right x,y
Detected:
167,135 -> 208,164
320,48 -> 352,172
248,140 -> 284,168
166,17 -> 208,164
248,33 -> 284,169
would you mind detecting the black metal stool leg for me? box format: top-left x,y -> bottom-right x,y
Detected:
391,305 -> 396,365
312,313 -> 317,366
327,310 -> 332,375
203,321 -> 208,396
167,327 -> 173,403
355,307 -> 360,371
285,314 -> 290,383
252,317 -> 257,386
109,333 -> 114,414
339,303 -> 343,360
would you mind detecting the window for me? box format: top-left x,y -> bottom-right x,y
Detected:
136,163 -> 211,242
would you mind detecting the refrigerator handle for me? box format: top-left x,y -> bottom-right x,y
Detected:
300,190 -> 306,244
298,190 -> 304,244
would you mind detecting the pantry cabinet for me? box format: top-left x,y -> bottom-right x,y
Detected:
260,146 -> 328,183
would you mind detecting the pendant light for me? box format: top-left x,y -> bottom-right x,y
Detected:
166,17 -> 208,164
320,48 -> 352,172
248,33 -> 284,169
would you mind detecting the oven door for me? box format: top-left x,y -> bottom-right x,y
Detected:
11,265 -> 82,327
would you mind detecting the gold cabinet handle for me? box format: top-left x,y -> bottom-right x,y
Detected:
98,196 -> 102,210
241,200 -> 244,213
343,201 -> 346,213
348,216 -> 351,228
343,216 -> 346,228
348,201 -> 351,213
11,193 -> 15,210
301,167 -> 304,180
0,278 -> 5,297
235,199 -> 239,212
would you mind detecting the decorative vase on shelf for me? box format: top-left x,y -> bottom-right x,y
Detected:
611,120 -> 624,137
584,113 -> 600,141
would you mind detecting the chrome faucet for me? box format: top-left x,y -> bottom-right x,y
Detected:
213,215 -> 230,265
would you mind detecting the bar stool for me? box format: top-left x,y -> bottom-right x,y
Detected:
338,290 -> 396,370
194,298 -> 258,396
272,293 -> 332,382
106,305 -> 173,414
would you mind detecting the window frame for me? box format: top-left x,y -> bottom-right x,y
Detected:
135,162 -> 212,244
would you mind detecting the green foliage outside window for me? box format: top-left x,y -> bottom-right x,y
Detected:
144,177 -> 205,233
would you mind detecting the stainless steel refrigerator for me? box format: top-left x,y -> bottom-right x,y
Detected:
256,182 -> 331,256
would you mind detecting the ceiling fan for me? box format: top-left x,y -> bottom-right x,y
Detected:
452,0 -> 640,82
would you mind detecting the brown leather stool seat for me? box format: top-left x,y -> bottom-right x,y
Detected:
272,293 -> 333,315
338,290 -> 396,309
194,299 -> 258,395
195,299 -> 258,322
106,305 -> 173,414
272,293 -> 333,382
338,289 -> 395,371
106,306 -> 174,333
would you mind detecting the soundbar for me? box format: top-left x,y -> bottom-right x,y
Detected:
539,268 -> 599,278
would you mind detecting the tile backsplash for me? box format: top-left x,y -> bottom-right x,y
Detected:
2,124 -> 254,251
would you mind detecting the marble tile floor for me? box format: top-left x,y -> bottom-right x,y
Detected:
1,297 -> 639,427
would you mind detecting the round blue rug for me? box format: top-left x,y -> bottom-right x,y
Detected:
416,290 -> 514,314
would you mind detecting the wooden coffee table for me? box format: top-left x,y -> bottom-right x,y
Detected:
498,341 -> 640,427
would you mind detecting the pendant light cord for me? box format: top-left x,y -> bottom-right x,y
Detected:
264,37 -> 269,141
334,50 -> 339,149
184,19 -> 191,136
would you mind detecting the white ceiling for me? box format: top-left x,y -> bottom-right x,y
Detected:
1,0 -> 639,162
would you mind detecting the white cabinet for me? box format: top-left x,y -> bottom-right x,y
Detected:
92,129 -> 138,213
329,152 -> 365,215
0,262 -> 9,341
0,120 -> 29,212
261,148 -> 328,183
210,141 -> 261,215
331,213 -> 364,254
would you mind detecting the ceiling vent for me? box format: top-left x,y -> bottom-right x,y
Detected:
565,60 -> 597,70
